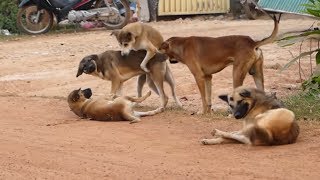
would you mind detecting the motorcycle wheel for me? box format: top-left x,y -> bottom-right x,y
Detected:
17,5 -> 53,34
95,0 -> 130,29
243,1 -> 260,20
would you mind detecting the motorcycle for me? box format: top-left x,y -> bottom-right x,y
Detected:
17,0 -> 131,34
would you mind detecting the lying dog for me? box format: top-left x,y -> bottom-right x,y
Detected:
159,16 -> 280,114
111,22 -> 163,72
68,88 -> 161,123
201,86 -> 299,145
76,50 -> 182,110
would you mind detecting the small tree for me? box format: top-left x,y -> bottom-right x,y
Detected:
0,0 -> 19,33
277,0 -> 320,95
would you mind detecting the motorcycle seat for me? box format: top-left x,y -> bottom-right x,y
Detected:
49,0 -> 83,9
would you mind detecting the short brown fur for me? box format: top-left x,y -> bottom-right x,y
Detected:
159,16 -> 279,114
68,88 -> 161,123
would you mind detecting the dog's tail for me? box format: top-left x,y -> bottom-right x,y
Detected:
254,14 -> 280,48
124,91 -> 151,103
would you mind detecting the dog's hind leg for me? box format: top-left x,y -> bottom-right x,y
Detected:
150,75 -> 168,109
147,76 -> 160,95
134,108 -> 163,117
122,111 -> 141,124
137,75 -> 147,97
201,137 -> 239,145
250,52 -> 264,91
165,66 -> 183,107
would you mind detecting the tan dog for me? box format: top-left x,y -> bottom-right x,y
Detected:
201,86 -> 299,145
159,16 -> 280,114
111,22 -> 163,72
68,88 -> 161,123
76,50 -> 182,110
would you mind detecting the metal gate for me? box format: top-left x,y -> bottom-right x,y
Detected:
158,0 -> 230,16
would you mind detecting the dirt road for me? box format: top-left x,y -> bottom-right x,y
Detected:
1,16 -> 320,179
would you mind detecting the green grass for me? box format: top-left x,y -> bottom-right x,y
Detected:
284,92 -> 320,120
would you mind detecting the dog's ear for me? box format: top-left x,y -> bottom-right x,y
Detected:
124,32 -> 132,41
218,94 -> 229,103
76,61 -> 84,77
72,88 -> 81,102
89,54 -> 98,61
160,42 -> 169,50
239,89 -> 251,98
110,30 -> 120,38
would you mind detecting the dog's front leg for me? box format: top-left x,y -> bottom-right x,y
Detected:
205,75 -> 212,111
194,75 -> 209,114
110,79 -> 123,96
140,45 -> 157,72
214,129 -> 252,145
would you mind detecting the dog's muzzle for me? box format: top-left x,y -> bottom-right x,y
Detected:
82,88 -> 92,99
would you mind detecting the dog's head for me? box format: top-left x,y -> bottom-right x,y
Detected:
111,30 -> 135,56
76,55 -> 99,77
159,37 -> 180,64
68,88 -> 92,104
219,86 -> 256,119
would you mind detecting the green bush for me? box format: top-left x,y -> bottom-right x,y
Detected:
0,0 -> 19,33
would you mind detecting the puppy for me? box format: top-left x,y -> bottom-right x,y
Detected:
159,15 -> 280,114
111,22 -> 163,72
76,50 -> 182,110
68,88 -> 161,123
201,86 -> 299,145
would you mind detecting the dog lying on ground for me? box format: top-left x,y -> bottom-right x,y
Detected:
111,22 -> 163,72
76,50 -> 182,110
68,88 -> 161,123
201,86 -> 299,145
159,15 -> 280,114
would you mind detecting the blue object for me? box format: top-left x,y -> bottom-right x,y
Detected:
258,0 -> 309,15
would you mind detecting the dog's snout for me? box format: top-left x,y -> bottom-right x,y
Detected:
234,112 -> 242,119
83,88 -> 92,99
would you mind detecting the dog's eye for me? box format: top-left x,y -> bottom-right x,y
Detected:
229,97 -> 234,101
123,43 -> 128,47
237,100 -> 243,104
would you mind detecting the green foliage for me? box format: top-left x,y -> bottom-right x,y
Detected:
0,0 -> 19,33
284,92 -> 320,120
276,0 -> 320,96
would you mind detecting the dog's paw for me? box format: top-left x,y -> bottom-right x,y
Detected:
140,65 -> 150,73
201,139 -> 210,145
211,129 -> 217,136
129,119 -> 141,124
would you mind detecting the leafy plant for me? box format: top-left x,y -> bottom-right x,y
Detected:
277,0 -> 320,94
0,0 -> 19,33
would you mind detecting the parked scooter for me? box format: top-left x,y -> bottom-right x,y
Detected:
17,0 -> 131,34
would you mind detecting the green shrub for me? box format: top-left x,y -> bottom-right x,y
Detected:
0,0 -> 19,33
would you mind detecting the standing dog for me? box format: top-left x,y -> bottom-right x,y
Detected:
111,22 -> 163,72
76,50 -> 182,110
201,86 -> 299,145
159,16 -> 279,114
68,88 -> 161,123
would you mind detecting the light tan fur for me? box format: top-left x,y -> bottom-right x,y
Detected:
68,88 -> 162,124
201,86 -> 300,146
159,16 -> 279,114
111,22 -> 164,72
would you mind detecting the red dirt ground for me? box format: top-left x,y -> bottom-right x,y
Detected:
1,15 -> 320,179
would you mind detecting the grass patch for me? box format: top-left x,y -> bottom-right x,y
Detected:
284,92 -> 320,120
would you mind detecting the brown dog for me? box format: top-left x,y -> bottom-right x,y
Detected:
111,22 -> 163,72
76,50 -> 182,110
201,86 -> 299,145
68,88 -> 161,123
159,16 -> 279,114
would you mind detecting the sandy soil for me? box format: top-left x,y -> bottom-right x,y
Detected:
1,15 -> 320,179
